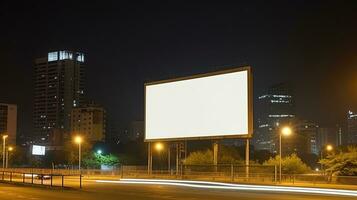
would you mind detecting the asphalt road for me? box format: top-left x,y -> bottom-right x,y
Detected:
0,181 -> 355,200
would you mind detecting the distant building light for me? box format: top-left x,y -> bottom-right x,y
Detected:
348,111 -> 357,119
259,124 -> 269,128
76,53 -> 84,62
268,114 -> 295,118
271,100 -> 289,103
48,52 -> 58,62
259,94 -> 292,99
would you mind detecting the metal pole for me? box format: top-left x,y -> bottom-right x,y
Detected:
212,141 -> 218,174
5,150 -> 8,169
320,150 -> 323,173
2,137 -> 5,170
79,142 -> 81,172
274,165 -> 277,183
147,142 -> 152,174
176,143 -> 179,175
168,144 -> 171,173
231,164 -> 234,182
184,140 -> 187,160
245,139 -> 249,180
279,133 -> 282,183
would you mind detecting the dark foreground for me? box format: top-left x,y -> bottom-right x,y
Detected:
0,181 -> 355,200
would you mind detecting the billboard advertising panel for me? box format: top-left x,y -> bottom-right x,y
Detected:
145,67 -> 252,141
32,145 -> 46,155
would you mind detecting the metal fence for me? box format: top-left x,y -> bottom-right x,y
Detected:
121,164 -> 277,183
2,166 -> 357,188
0,169 -> 83,188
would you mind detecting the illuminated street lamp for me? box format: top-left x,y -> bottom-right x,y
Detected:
326,145 -> 333,152
97,149 -> 102,155
6,146 -> 13,168
279,126 -> 292,182
74,136 -> 83,172
320,144 -> 333,172
155,142 -> 164,152
2,135 -> 8,169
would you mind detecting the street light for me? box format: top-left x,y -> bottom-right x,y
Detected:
2,135 -> 8,169
320,144 -> 333,173
74,136 -> 82,172
155,142 -> 163,152
97,150 -> 102,155
6,146 -> 13,168
279,126 -> 292,183
326,145 -> 333,152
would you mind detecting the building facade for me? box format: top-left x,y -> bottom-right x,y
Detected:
33,50 -> 85,144
347,110 -> 357,144
254,83 -> 295,153
70,104 -> 106,143
293,121 -> 319,155
0,103 -> 17,145
316,126 -> 341,151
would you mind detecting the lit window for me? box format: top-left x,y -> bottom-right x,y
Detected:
76,52 -> 84,62
48,52 -> 58,62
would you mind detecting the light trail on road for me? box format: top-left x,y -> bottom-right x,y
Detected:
95,178 -> 357,197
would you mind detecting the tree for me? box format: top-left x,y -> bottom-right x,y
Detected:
82,153 -> 120,168
320,146 -> 357,176
98,154 -> 119,167
184,150 -> 213,165
183,146 -> 243,165
264,153 -> 311,174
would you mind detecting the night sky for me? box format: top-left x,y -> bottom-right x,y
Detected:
1,1 -> 357,137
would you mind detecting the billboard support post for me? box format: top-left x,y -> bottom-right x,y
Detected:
176,143 -> 179,175
245,138 -> 250,180
147,142 -> 152,174
168,144 -> 171,173
213,140 -> 219,172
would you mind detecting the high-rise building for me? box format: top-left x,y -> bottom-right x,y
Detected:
0,103 -> 17,145
293,121 -> 319,155
254,83 -> 295,153
33,50 -> 85,144
70,103 -> 106,143
316,126 -> 340,150
347,110 -> 357,144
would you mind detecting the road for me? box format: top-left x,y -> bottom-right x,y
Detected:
0,180 -> 355,200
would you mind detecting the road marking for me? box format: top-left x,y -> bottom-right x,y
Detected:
95,178 -> 357,197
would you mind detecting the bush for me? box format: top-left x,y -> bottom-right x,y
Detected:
183,146 -> 243,165
264,153 -> 311,174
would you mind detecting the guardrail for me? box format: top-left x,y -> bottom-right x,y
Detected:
0,170 -> 82,189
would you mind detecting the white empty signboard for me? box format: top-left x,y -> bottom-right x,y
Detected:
145,67 -> 252,141
32,145 -> 46,155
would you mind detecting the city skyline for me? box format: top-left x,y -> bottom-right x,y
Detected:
0,1 -> 357,137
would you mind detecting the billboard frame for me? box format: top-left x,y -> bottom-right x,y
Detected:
144,66 -> 253,142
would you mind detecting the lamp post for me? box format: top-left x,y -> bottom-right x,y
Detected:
320,144 -> 333,174
2,135 -> 8,170
279,126 -> 292,183
6,146 -> 13,168
74,136 -> 82,172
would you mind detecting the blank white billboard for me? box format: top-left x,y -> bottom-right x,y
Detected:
145,67 -> 252,141
32,145 -> 46,156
